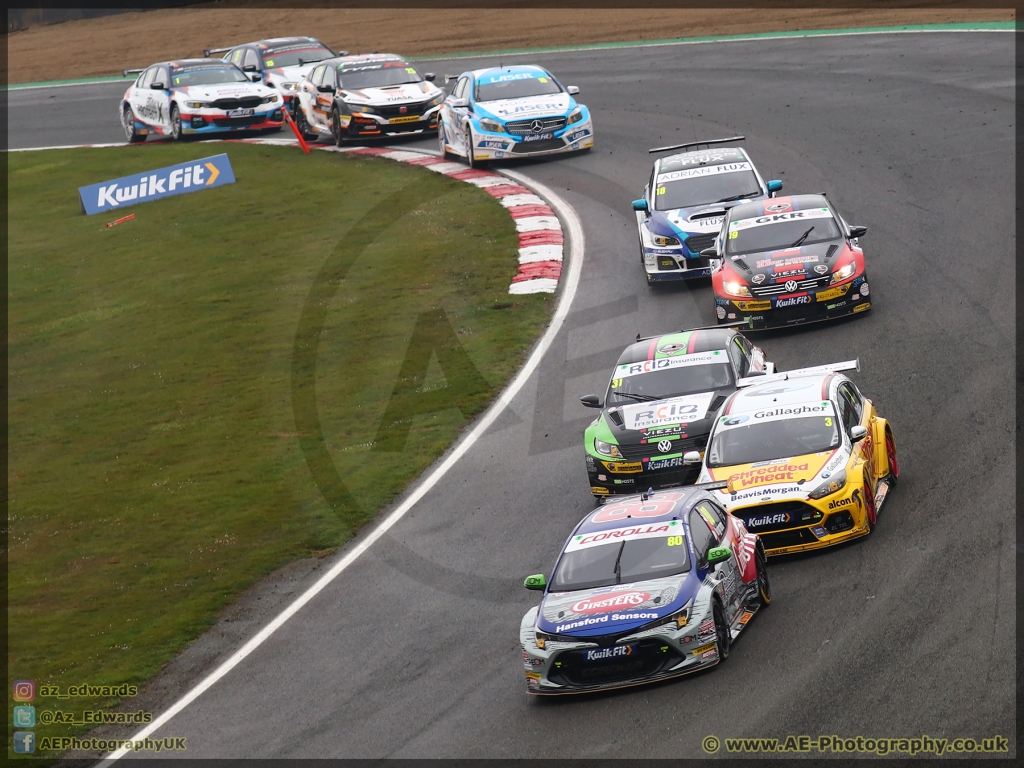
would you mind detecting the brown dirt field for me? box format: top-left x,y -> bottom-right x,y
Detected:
5,5 -> 1013,85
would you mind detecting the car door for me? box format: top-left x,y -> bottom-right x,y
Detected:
243,48 -> 261,80
317,66 -> 338,125
839,382 -> 875,488
445,75 -> 470,153
694,502 -> 742,621
151,66 -> 171,128
306,64 -> 327,127
726,336 -> 750,379
130,67 -> 155,124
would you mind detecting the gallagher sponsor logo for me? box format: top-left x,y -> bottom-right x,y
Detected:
571,590 -> 651,615
775,294 -> 811,308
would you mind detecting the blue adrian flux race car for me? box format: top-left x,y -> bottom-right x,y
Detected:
438,65 -> 593,167
632,137 -> 783,284
520,487 -> 770,694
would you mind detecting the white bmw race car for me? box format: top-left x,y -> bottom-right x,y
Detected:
120,58 -> 283,142
293,53 -> 444,143
438,64 -> 594,167
205,36 -> 339,116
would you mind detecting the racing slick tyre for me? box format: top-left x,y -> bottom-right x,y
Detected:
332,108 -> 345,147
464,126 -> 485,169
884,426 -> 899,489
712,600 -> 731,662
294,107 -> 317,142
122,105 -> 146,143
755,547 -> 772,607
438,123 -> 453,160
169,104 -> 183,141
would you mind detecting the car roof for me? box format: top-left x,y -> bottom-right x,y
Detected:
571,488 -> 709,538
255,37 -> 324,49
656,146 -> 749,173
727,193 -> 830,222
163,58 -> 236,69
616,328 -> 737,365
332,53 -> 406,66
469,64 -> 550,80
725,372 -> 838,414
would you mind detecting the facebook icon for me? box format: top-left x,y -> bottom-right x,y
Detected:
14,731 -> 35,753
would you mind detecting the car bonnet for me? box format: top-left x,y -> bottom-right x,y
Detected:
343,81 -> 437,105
475,92 -> 573,121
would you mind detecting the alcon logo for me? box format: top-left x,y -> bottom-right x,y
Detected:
828,493 -> 858,510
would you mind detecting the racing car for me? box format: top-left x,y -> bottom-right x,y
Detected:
691,359 -> 898,556
707,193 -> 871,329
580,324 -> 774,499
519,486 -> 770,695
205,37 -> 339,114
438,65 -> 593,167
632,137 -> 783,283
292,53 -> 443,143
120,58 -> 283,142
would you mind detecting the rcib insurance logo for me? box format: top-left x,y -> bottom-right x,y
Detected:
13,679 -> 35,702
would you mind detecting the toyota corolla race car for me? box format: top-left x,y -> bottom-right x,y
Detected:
709,193 -> 871,329
580,325 -> 773,499
691,360 -> 898,556
120,58 -> 283,142
293,53 -> 443,143
205,37 -> 338,114
438,65 -> 593,167
632,137 -> 783,284
520,487 -> 770,695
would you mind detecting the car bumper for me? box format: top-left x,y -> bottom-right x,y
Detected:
644,253 -> 714,281
182,109 -> 283,133
587,459 -> 701,497
346,107 -> 441,137
716,277 -> 872,329
472,121 -> 594,161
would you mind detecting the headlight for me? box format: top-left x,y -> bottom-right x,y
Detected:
660,599 -> 692,629
261,94 -> 279,104
427,93 -> 444,107
349,103 -> 375,114
479,118 -> 503,132
722,280 -> 752,297
831,261 -> 856,283
652,234 -> 680,247
185,101 -> 210,109
594,438 -> 622,459
808,469 -> 847,499
567,106 -> 584,125
281,82 -> 300,91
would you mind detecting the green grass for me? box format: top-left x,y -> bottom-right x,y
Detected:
7,143 -> 551,756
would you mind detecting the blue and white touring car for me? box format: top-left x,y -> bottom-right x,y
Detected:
438,65 -> 593,167
632,138 -> 783,284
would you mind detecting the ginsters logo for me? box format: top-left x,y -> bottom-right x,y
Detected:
728,462 -> 810,490
571,591 -> 651,615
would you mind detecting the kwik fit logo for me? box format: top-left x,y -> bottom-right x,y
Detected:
78,154 -> 235,215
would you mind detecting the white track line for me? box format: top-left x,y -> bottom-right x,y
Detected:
96,169 -> 584,765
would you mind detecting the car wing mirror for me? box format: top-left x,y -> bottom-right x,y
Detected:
243,64 -> 258,72
580,394 -> 602,409
848,225 -> 868,239
250,74 -> 262,82
524,574 -> 547,590
707,546 -> 732,566
699,247 -> 717,258
150,82 -> 165,90
424,72 -> 436,81
317,84 -> 334,92
766,179 -> 783,195
683,451 -> 702,465
631,198 -> 648,213
567,85 -> 580,95
850,425 -> 867,442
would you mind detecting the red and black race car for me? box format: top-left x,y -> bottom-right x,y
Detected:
705,194 -> 871,330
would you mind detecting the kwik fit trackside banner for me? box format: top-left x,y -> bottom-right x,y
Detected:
78,154 -> 235,215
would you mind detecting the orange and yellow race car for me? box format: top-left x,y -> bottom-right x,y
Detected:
690,360 -> 898,556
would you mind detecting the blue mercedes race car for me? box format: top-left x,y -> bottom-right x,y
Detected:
519,486 -> 770,695
632,137 -> 783,284
438,64 -> 593,167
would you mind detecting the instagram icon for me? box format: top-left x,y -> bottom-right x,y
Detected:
13,680 -> 35,702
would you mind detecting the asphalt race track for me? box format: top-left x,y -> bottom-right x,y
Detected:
9,32 -> 1016,758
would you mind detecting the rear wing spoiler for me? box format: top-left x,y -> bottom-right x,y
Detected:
122,68 -> 145,77
203,47 -> 233,58
736,358 -> 860,389
634,320 -> 746,344
692,480 -> 728,492
649,135 -> 745,154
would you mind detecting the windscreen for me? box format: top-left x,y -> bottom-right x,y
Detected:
551,537 -> 691,591
707,409 -> 840,467
606,363 -> 732,406
726,207 -> 842,255
263,45 -> 333,68
654,165 -> 761,210
171,67 -> 249,86
338,62 -> 421,89
475,73 -> 562,102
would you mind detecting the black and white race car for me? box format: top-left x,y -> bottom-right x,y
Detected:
293,53 -> 443,143
205,36 -> 339,115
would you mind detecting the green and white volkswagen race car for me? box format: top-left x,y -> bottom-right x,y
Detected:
580,325 -> 773,499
